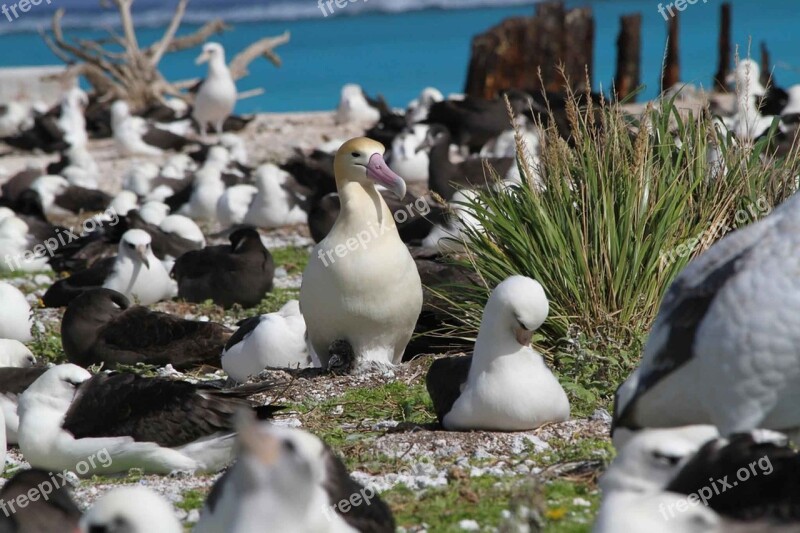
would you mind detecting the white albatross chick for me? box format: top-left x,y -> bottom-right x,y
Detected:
222,300 -> 310,381
0,282 -> 33,342
441,276 -> 569,431
335,84 -> 380,125
111,100 -> 163,157
0,340 -> 36,368
243,163 -> 308,228
194,42 -> 237,137
80,486 -> 182,533
102,229 -> 176,305
300,138 -> 423,370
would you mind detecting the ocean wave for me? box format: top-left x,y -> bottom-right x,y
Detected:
0,0 -> 541,34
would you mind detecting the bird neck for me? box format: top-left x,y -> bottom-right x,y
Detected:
208,58 -> 231,79
335,180 -> 395,232
427,140 -> 457,197
471,317 -> 525,375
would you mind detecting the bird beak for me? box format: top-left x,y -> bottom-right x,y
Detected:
514,326 -> 534,346
135,245 -> 150,269
366,152 -> 406,199
195,51 -> 210,65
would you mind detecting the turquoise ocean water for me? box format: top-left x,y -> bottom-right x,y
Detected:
0,0 -> 797,113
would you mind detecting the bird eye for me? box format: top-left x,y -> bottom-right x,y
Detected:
652,451 -> 681,467
127,242 -> 135,248
283,439 -> 297,453
351,152 -> 361,158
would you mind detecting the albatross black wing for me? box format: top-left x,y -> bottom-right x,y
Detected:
426,355 -> 472,425
42,256 -> 116,307
62,373 -> 277,447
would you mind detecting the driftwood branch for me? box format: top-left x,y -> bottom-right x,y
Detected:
229,31 -> 291,80
167,20 -> 230,52
149,0 -> 189,66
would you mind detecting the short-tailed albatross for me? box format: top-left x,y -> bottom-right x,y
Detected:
299,138 -> 423,371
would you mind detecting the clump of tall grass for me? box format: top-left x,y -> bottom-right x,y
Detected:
435,92 -> 798,403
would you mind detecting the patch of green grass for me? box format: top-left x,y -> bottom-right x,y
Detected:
30,320 -> 65,364
271,246 -> 309,276
253,287 -> 300,315
176,489 -> 208,512
542,480 -> 598,533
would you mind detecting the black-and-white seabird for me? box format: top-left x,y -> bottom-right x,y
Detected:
613,192 -> 800,441
0,469 -> 81,532
217,184 -> 258,228
427,276 -> 569,431
0,281 -> 33,342
193,43 -> 238,137
30,175 -> 111,217
0,340 -> 36,368
43,229 -> 176,307
111,100 -> 194,156
406,87 -> 444,125
222,300 -> 309,381
17,364 -> 281,475
195,414 -> 395,533
242,163 -> 309,228
171,227 -> 274,309
62,288 -> 231,369
80,486 -> 182,533
177,146 -> 230,221
335,83 -> 381,125
300,138 -> 423,371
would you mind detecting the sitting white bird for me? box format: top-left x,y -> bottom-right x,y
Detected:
102,229 -> 176,305
427,276 -> 570,431
390,124 -> 430,183
406,87 -> 444,125
122,162 -> 161,196
159,214 -> 206,248
0,282 -> 33,342
109,190 -> 139,217
613,191 -> 800,442
217,184 -> 258,228
723,59 -> 779,141
138,200 -> 170,225
17,364 -> 280,475
0,217 -> 51,273
0,340 -> 36,368
193,42 -> 238,137
179,146 -> 230,221
80,486 -> 182,533
335,84 -> 380,125
57,87 -> 89,148
300,137 -> 422,371
222,300 -> 309,381
194,415 -> 395,533
111,100 -> 163,157
243,164 -> 308,228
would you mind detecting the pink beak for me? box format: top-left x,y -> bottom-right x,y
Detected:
366,153 -> 407,199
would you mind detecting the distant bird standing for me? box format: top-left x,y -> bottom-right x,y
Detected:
62,288 -> 230,369
222,300 -> 309,381
194,42 -> 238,137
195,414 -> 395,533
300,138 -> 423,371
17,364 -> 281,475
172,227 -> 274,309
427,276 -> 569,431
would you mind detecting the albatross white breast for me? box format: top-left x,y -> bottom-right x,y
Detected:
299,137 -> 422,370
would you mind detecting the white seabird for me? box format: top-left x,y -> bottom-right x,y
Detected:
300,137 -> 423,370
195,414 -> 395,533
122,161 -> 161,196
17,364 -> 280,475
406,87 -> 444,125
159,214 -> 206,248
217,184 -> 258,228
335,84 -> 380,125
194,42 -> 238,137
390,124 -> 430,183
179,146 -> 230,221
243,163 -> 308,228
0,340 -> 36,368
613,192 -> 800,442
56,87 -> 89,148
0,216 -> 52,273
111,100 -> 163,157
109,190 -> 139,217
222,300 -> 310,381
0,282 -> 33,342
138,200 -> 171,225
80,486 -> 182,533
427,275 -> 570,431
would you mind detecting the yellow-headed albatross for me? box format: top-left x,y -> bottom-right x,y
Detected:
300,138 -> 422,371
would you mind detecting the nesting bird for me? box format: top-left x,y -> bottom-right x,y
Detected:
335,83 -> 381,125
62,288 -> 230,369
80,486 -> 182,533
300,137 -> 423,370
195,415 -> 395,533
0,281 -> 33,342
222,300 -> 310,381
427,276 -> 569,431
194,42 -> 238,136
17,364 -> 280,475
